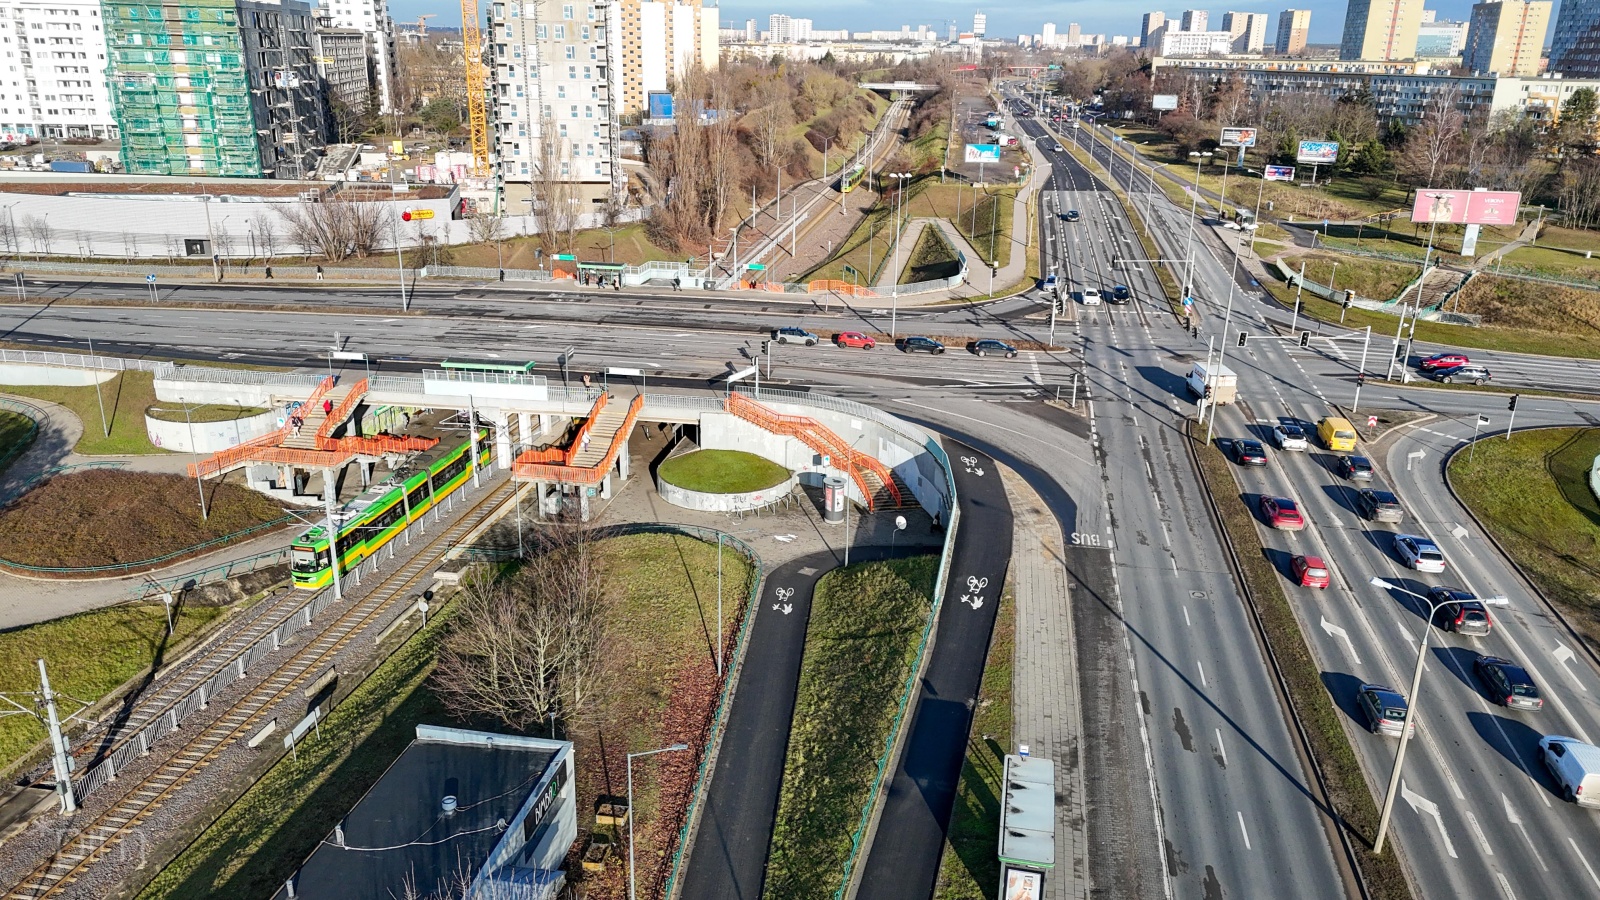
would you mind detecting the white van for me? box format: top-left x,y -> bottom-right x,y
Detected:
1540,735 -> 1600,807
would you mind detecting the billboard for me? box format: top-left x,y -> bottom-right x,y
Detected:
1152,94 -> 1179,111
1264,165 -> 1296,181
1219,126 -> 1257,148
965,143 -> 1003,163
1297,140 -> 1340,164
647,91 -> 674,120
1003,868 -> 1043,900
1409,189 -> 1522,225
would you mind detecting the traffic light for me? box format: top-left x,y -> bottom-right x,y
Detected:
1237,331 -> 1248,348
1204,385 -> 1214,400
1356,373 -> 1366,387
1299,331 -> 1311,348
1508,394 -> 1519,411
1395,344 -> 1408,361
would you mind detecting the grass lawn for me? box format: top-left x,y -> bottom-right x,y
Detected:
765,555 -> 937,899
142,531 -> 754,900
1279,253 -> 1420,302
901,222 -> 961,283
0,408 -> 36,477
0,602 -> 226,775
144,404 -> 268,424
803,197 -> 900,285
451,222 -> 681,271
656,449 -> 790,494
1450,428 -> 1600,650
2,370 -> 165,455
0,470 -> 287,570
933,582 -> 1014,900
903,182 -> 1018,269
1192,428 -> 1413,900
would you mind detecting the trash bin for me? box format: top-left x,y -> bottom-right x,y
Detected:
822,475 -> 847,525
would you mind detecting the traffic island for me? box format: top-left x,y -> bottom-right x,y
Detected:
655,449 -> 796,513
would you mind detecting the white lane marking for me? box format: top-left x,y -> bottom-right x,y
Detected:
1236,811 -> 1251,850
1570,837 -> 1600,890
1553,644 -> 1589,693
1496,873 -> 1518,900
1183,605 -> 1191,627
1401,780 -> 1457,858
1197,660 -> 1207,687
1215,728 -> 1228,767
1465,809 -> 1493,856
1320,616 -> 1362,665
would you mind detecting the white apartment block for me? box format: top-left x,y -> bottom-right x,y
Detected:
1222,11 -> 1270,52
619,0 -> 716,114
322,0 -> 397,113
1161,29 -> 1236,55
0,0 -> 115,142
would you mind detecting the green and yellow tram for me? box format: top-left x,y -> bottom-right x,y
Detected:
839,163 -> 866,194
289,429 -> 491,590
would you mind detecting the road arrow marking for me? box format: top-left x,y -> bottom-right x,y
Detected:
1321,616 -> 1362,665
1402,781 -> 1457,859
1554,644 -> 1588,691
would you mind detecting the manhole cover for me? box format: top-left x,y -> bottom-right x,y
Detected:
1189,591 -> 1207,599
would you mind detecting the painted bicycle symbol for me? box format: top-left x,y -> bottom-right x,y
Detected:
960,455 -> 986,476
772,586 -> 795,615
961,575 -> 989,610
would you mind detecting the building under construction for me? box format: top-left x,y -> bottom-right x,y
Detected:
102,0 -> 327,178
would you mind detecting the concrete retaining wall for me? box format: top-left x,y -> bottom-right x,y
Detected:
145,408 -> 280,453
656,472 -> 799,513
0,364 -> 114,386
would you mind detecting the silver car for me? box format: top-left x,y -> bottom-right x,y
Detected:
1358,684 -> 1415,738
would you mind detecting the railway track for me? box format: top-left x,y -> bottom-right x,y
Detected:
5,476 -> 517,900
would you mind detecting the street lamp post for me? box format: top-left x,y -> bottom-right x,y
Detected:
180,396 -> 207,521
628,743 -> 690,900
1368,576 -> 1508,854
1182,151 -> 1212,304
888,171 -> 912,336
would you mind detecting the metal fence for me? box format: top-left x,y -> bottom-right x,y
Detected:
1,259 -> 400,281
0,348 -> 175,374
129,547 -> 293,602
0,396 -> 43,476
162,364 -> 325,388
423,264 -> 555,283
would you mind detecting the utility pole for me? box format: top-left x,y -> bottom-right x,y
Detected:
39,659 -> 76,813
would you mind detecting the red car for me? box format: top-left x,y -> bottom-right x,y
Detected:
1419,352 -> 1469,371
1292,555 -> 1330,588
1260,496 -> 1306,531
834,331 -> 876,349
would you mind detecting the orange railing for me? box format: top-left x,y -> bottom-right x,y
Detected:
316,377 -> 368,445
723,392 -> 901,509
330,433 -> 439,456
513,394 -> 642,485
187,425 -> 292,479
807,279 -> 878,298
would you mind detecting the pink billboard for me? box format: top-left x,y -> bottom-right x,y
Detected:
1410,190 -> 1521,226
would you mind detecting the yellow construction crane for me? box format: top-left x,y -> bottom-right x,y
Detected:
459,0 -> 489,177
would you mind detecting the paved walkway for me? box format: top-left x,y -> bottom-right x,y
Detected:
1001,464 -> 1090,900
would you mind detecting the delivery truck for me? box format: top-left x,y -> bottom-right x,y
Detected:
1186,361 -> 1238,404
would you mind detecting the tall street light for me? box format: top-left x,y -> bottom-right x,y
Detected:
628,742 -> 690,900
1367,576 -> 1509,854
1181,150 -> 1213,305
888,171 -> 912,337
179,395 -> 207,521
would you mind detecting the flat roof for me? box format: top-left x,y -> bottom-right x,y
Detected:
0,176 -> 455,201
275,726 -> 563,900
998,755 -> 1056,868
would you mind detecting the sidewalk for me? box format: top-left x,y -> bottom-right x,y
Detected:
947,114 -> 1050,300
1000,464 -> 1090,900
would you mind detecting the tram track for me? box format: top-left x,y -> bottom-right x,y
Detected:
4,475 -> 517,899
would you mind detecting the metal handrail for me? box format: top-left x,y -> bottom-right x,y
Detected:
0,397 -> 43,479
0,513 -> 295,575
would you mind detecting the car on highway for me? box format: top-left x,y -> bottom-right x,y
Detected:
1338,456 -> 1375,481
1272,423 -> 1310,451
1291,555 -> 1330,588
833,331 -> 876,349
1042,273 -> 1059,293
1357,489 -> 1404,523
773,326 -> 818,346
1431,364 -> 1492,385
1358,684 -> 1415,738
1051,142 -> 1064,152
1540,736 -> 1600,806
1474,656 -> 1543,710
971,339 -> 1019,358
1064,209 -> 1081,222
1394,534 -> 1447,573
1111,284 -> 1131,302
898,336 -> 945,355
1419,352 -> 1470,371
1233,439 -> 1268,466
1081,288 -> 1102,305
1428,587 -> 1491,635
1259,496 -> 1306,531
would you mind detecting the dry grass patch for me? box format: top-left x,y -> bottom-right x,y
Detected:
1452,275 -> 1600,340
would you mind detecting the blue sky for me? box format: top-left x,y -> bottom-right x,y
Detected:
388,1 -> 1509,45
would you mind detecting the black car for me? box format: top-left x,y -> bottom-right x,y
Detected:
899,336 -> 945,355
1233,439 -> 1268,466
1111,284 -> 1131,302
1356,489 -> 1404,523
1064,209 -> 1081,222
1474,656 -> 1543,709
1338,456 -> 1375,481
1427,586 -> 1492,636
972,339 -> 1018,358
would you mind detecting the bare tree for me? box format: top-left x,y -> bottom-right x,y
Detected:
249,214 -> 279,260
528,114 -> 581,254
22,214 -> 54,256
0,216 -> 16,257
1400,85 -> 1464,188
276,198 -> 388,261
467,212 -> 505,245
749,77 -> 794,168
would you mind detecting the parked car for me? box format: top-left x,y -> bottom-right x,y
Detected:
833,331 -> 875,349
1064,209 -> 1081,222
1540,736 -> 1600,806
1419,352 -> 1470,371
1474,656 -> 1543,710
1358,684 -> 1415,738
1081,288 -> 1102,305
972,339 -> 1018,358
1111,284 -> 1132,302
1394,533 -> 1447,573
898,336 -> 945,355
1357,489 -> 1405,523
1428,587 -> 1491,636
1233,439 -> 1268,467
1272,423 -> 1310,451
1338,456 -> 1376,481
773,326 -> 818,346
1432,364 -> 1492,385
1292,555 -> 1330,588
1259,496 -> 1306,531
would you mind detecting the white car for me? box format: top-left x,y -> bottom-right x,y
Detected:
1081,288 -> 1102,305
1394,534 -> 1447,574
1272,423 -> 1309,451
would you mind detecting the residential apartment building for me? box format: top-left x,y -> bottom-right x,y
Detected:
320,0 -> 396,113
1222,11 -> 1270,52
1160,29 -> 1235,56
617,0 -> 716,114
313,12 -> 372,113
1550,0 -> 1600,76
972,12 -> 985,36
103,0 -> 325,178
1181,9 -> 1208,31
1041,22 -> 1056,47
0,0 -> 116,143
1341,0 -> 1424,61
1464,0 -> 1550,75
744,17 -> 755,40
1153,56 -> 1497,124
1415,17 -> 1468,58
1141,11 -> 1167,47
1275,9 -> 1311,54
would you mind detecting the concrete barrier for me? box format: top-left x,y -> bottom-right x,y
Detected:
656,472 -> 799,513
145,407 -> 279,453
0,363 -> 114,386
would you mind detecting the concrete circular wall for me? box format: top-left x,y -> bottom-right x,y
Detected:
145,408 -> 280,453
656,472 -> 799,513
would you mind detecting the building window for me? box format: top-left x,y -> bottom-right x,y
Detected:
554,25 -> 564,39
565,45 -> 574,59
584,104 -> 592,117
562,4 -> 574,19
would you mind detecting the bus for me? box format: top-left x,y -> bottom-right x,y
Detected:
441,359 -> 536,374
839,163 -> 866,194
